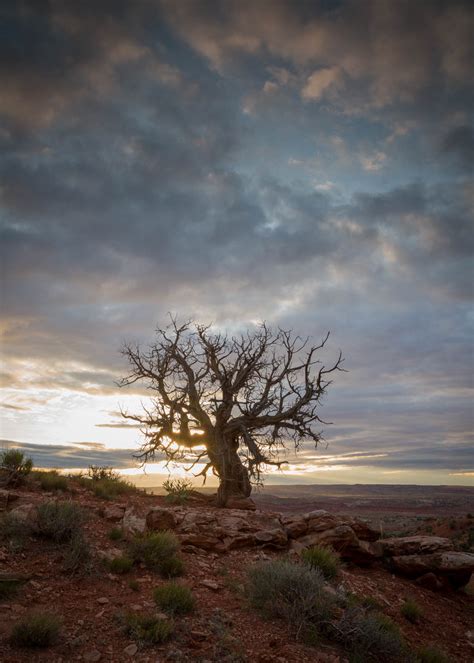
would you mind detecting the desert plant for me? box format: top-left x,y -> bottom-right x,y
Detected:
123,611 -> 174,646
87,465 -> 119,481
0,449 -> 33,487
333,607 -> 410,662
157,555 -> 185,578
33,470 -> 68,492
129,531 -> 181,576
62,532 -> 93,574
301,545 -> 341,580
108,555 -> 133,574
10,612 -> 60,648
153,582 -> 195,615
0,512 -> 31,551
247,559 -> 336,640
401,598 -> 423,624
0,576 -> 26,600
163,478 -> 193,505
35,501 -> 85,542
108,526 -> 124,541
128,579 -> 140,592
416,645 -> 449,663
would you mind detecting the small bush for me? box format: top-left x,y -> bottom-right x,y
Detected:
0,577 -> 25,600
401,598 -> 423,624
34,470 -> 68,492
158,555 -> 185,578
10,612 -> 60,648
0,449 -> 33,487
128,579 -> 140,592
108,555 -> 133,574
123,612 -> 174,646
87,465 -> 118,481
301,545 -> 341,580
63,532 -> 93,575
35,501 -> 85,542
163,478 -> 193,505
129,531 -> 181,576
416,645 -> 449,663
0,512 -> 31,551
247,559 -> 336,640
334,608 -> 409,662
154,582 -> 195,615
108,526 -> 124,541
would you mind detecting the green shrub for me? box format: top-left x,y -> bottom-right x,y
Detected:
247,559 -> 336,640
10,612 -> 60,648
108,526 -> 124,541
334,608 -> 409,662
123,612 -> 174,646
301,545 -> 341,580
0,512 -> 31,551
0,449 -> 33,487
163,478 -> 193,505
108,555 -> 133,574
62,532 -> 93,575
87,465 -> 119,481
0,577 -> 26,600
35,501 -> 85,542
153,582 -> 195,615
401,598 -> 423,624
416,645 -> 449,663
34,470 -> 68,492
158,555 -> 185,578
129,531 -> 181,576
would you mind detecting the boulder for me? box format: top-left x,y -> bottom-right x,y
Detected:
224,496 -> 256,510
391,551 -> 474,588
376,535 -> 453,557
122,507 -> 146,535
103,504 -> 126,522
146,507 -> 181,531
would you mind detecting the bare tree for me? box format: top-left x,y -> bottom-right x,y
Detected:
120,319 -> 344,507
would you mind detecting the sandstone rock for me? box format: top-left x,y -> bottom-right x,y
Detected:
124,643 -> 138,656
122,507 -> 146,535
346,517 -> 379,542
8,503 -> 36,523
201,579 -> 220,590
146,506 -> 180,531
103,505 -> 125,522
415,572 -> 443,591
376,535 -> 453,557
0,489 -> 20,511
83,650 -> 102,662
97,597 -> 109,604
224,496 -> 256,510
391,551 -> 474,588
280,514 -> 308,538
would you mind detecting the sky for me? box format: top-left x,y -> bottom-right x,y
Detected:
0,0 -> 473,487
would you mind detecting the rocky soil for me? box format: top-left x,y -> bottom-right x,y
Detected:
1,483 -> 473,662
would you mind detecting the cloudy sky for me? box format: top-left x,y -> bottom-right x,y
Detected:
1,0 -> 473,486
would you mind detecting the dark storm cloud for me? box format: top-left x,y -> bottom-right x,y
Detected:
0,439 -> 141,469
0,0 -> 472,477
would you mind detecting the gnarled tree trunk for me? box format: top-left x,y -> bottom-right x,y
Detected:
213,434 -> 251,506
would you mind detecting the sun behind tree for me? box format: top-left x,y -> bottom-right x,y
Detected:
120,319 -> 344,507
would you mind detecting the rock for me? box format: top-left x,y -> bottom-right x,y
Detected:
146,507 -> 180,531
103,505 -> 125,522
8,503 -> 36,523
201,579 -> 220,591
376,536 -> 453,557
0,489 -> 20,510
280,514 -> 308,538
97,597 -> 109,604
122,507 -> 146,535
416,572 -> 443,591
123,643 -> 138,656
84,650 -> 102,662
254,528 -> 288,548
346,517 -> 379,542
391,551 -> 474,588
224,496 -> 256,510
97,548 -> 123,562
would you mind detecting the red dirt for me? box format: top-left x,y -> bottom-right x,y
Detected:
1,483 -> 473,662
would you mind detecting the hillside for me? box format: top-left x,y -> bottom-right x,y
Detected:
1,473 -> 473,662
